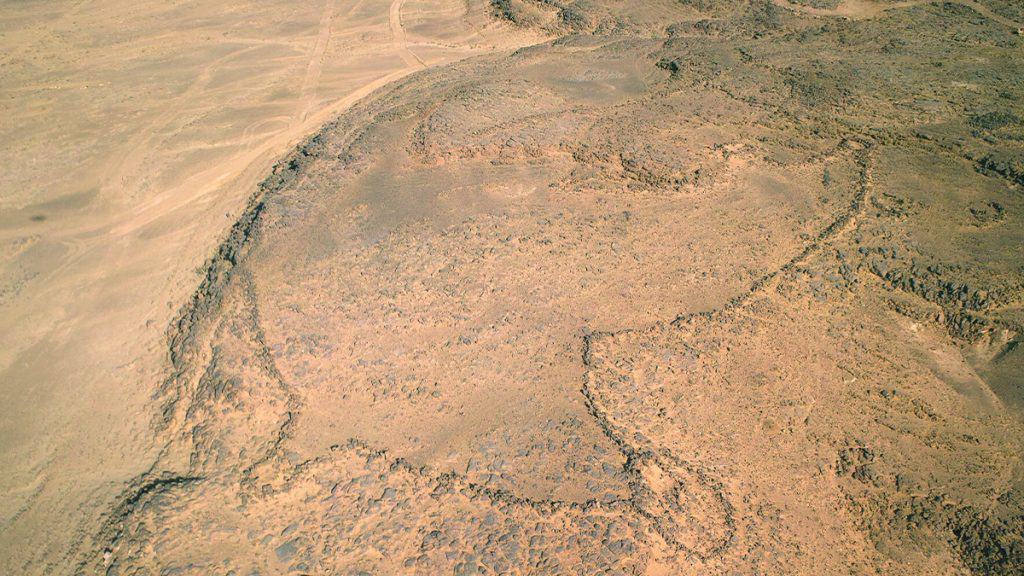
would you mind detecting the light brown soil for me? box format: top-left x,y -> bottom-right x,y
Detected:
2,0 -> 1023,574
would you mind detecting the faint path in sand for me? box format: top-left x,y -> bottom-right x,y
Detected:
107,0 -> 454,238
391,0 -> 428,69
299,0 -> 342,124
771,0 -> 1022,27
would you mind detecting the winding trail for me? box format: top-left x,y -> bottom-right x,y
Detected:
391,0 -> 427,69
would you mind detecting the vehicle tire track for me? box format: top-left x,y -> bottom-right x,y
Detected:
298,0 -> 339,124
391,0 -> 427,69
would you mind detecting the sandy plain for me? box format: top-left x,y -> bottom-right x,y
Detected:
2,0 -> 1024,574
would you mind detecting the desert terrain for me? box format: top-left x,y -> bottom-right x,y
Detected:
1,0 -> 1023,574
